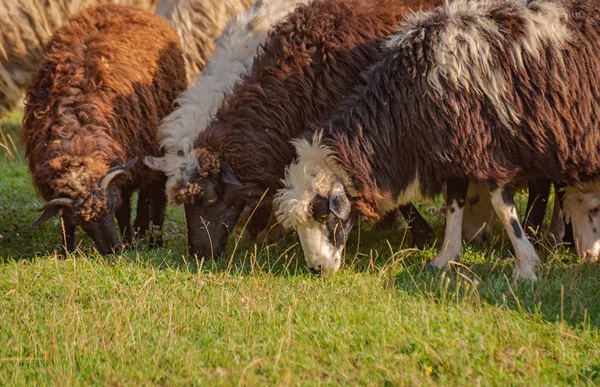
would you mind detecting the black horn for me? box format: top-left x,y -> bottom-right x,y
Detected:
99,157 -> 138,189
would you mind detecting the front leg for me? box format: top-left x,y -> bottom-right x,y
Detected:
148,175 -> 168,248
552,184 -> 574,245
523,180 -> 551,239
429,178 -> 469,269
61,217 -> 76,254
398,203 -> 434,249
115,186 -> 133,245
490,186 -> 539,281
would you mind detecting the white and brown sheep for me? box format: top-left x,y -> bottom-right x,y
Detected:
275,0 -> 600,279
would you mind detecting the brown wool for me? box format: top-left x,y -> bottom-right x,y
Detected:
23,4 -> 187,221
181,0 -> 442,205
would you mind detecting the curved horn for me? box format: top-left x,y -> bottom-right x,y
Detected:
99,157 -> 138,189
99,169 -> 127,190
41,197 -> 74,209
32,198 -> 73,227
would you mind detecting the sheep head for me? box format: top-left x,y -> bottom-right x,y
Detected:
32,157 -> 137,254
274,134 -> 357,274
148,147 -> 246,259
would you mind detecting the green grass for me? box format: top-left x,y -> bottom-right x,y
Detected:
1,112 -> 600,385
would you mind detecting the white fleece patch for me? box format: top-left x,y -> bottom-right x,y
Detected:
387,0 -> 571,128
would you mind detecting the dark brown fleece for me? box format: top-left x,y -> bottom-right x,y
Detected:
322,0 -> 600,219
23,4 -> 187,220
185,0 -> 442,202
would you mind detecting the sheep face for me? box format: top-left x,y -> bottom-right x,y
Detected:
32,158 -> 137,254
562,183 -> 600,262
183,180 -> 247,260
166,151 -> 245,259
275,137 -> 357,274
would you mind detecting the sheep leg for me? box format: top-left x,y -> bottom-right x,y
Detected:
523,180 -> 551,240
133,189 -> 151,242
429,178 -> 469,269
490,187 -> 539,281
115,187 -> 133,245
372,210 -> 399,231
256,205 -> 287,244
545,189 -> 565,245
148,175 -> 167,248
552,184 -> 574,245
61,217 -> 76,254
398,204 -> 433,249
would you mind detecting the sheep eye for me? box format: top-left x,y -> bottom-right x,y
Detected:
311,195 -> 330,223
468,195 -> 480,206
205,197 -> 218,206
589,207 -> 600,217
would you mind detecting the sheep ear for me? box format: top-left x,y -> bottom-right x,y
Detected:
221,160 -> 242,188
329,183 -> 351,220
32,206 -> 60,227
143,156 -> 168,172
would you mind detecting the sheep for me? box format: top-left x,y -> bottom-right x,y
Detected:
274,0 -> 600,280
156,0 -> 443,259
0,0 -> 254,118
155,0 -> 255,82
23,4 -> 187,254
0,0 -> 160,118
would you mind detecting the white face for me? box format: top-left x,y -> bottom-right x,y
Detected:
567,193 -> 600,262
274,135 -> 355,275
297,220 -> 342,274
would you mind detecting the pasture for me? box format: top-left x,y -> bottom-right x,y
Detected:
1,111 -> 599,384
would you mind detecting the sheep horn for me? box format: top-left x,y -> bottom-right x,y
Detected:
99,157 -> 138,189
32,197 -> 73,227
40,197 -> 74,209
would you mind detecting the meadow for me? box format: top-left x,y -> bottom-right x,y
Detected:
1,111 -> 599,385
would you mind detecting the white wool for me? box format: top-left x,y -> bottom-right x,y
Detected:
274,132 -> 353,230
387,0 -> 571,128
155,0 -> 310,194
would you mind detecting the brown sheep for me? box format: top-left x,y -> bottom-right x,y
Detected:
159,0 -> 442,259
23,4 -> 187,254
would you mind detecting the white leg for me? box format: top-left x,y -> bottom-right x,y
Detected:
490,187 -> 539,281
430,200 -> 464,268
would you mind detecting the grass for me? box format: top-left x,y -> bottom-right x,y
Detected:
1,111 -> 600,385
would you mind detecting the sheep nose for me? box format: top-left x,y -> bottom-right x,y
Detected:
308,266 -> 321,275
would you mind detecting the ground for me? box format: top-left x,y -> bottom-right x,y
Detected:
1,111 -> 599,385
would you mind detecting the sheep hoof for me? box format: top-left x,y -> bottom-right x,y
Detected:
429,252 -> 459,270
512,266 -> 538,282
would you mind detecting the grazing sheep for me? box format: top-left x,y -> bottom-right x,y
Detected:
0,0 -> 160,118
23,4 -> 187,254
275,0 -> 600,280
156,0 -> 442,259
